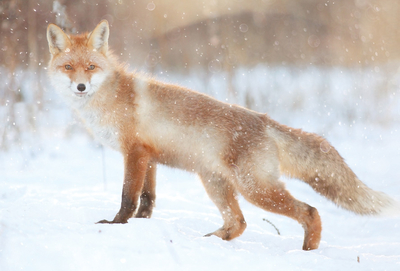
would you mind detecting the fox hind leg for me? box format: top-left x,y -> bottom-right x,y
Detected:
237,178 -> 322,250
200,173 -> 247,240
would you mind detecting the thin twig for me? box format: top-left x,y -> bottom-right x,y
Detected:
101,145 -> 107,191
263,218 -> 281,235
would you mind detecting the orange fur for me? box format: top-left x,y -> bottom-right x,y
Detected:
47,20 -> 397,250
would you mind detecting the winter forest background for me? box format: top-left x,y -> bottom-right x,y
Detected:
1,0 -> 400,270
2,0 -> 400,145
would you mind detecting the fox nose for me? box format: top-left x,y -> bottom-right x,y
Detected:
77,83 -> 86,92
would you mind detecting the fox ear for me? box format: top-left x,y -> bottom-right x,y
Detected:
87,20 -> 109,54
47,24 -> 71,55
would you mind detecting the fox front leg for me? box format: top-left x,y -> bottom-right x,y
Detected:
97,146 -> 151,224
135,162 -> 156,218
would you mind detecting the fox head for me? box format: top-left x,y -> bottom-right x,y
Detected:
47,20 -> 112,105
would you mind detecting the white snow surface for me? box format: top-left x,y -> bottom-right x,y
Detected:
1,127 -> 400,270
1,66 -> 400,270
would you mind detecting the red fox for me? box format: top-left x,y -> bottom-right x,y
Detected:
47,20 -> 397,250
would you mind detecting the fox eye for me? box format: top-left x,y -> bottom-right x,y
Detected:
88,65 -> 95,70
65,65 -> 73,70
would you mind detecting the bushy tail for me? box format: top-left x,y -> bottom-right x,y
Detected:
267,120 -> 397,215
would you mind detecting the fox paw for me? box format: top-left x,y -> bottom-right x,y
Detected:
135,206 -> 153,218
96,219 -> 113,224
204,222 -> 246,241
204,228 -> 233,240
96,219 -> 127,224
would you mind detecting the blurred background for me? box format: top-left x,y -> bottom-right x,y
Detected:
1,0 -> 400,151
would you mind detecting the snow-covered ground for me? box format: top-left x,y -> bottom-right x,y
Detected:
1,66 -> 400,270
1,122 -> 400,271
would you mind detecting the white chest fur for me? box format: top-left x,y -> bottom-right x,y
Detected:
80,109 -> 121,151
